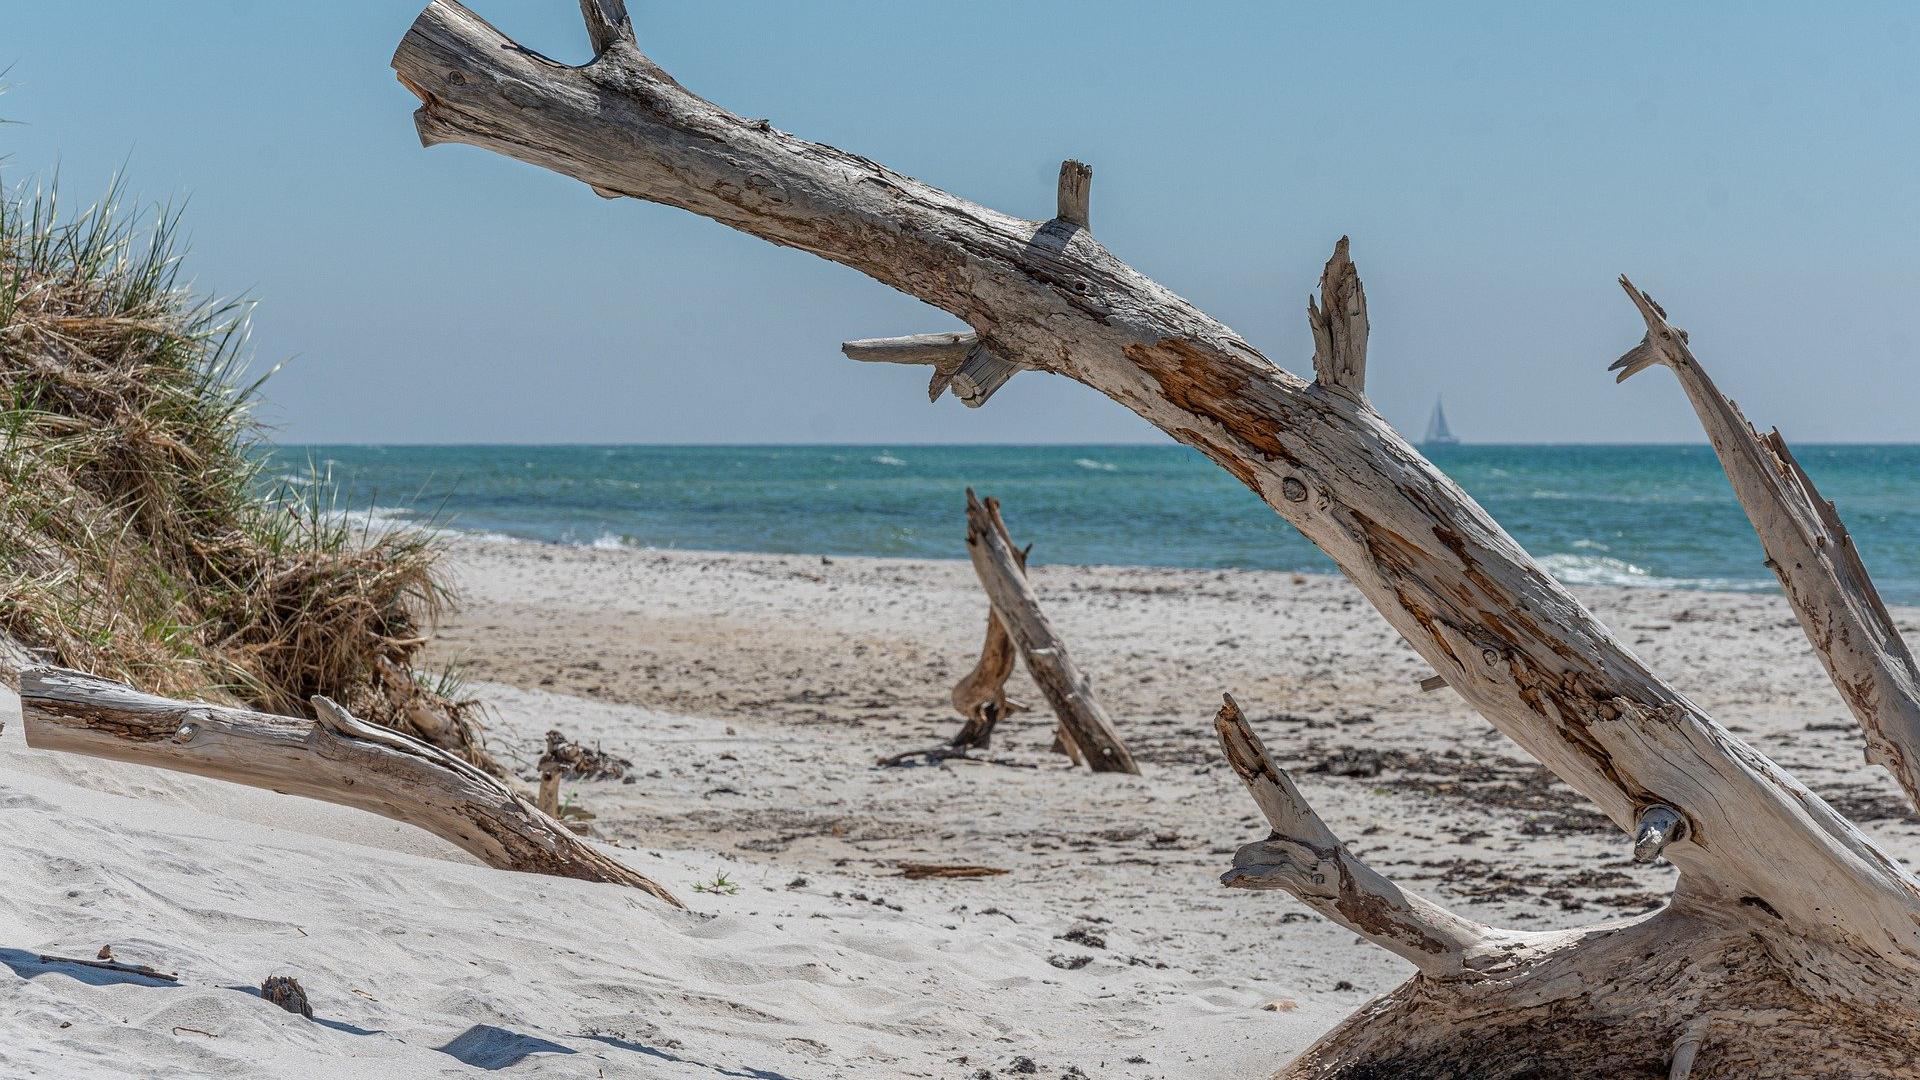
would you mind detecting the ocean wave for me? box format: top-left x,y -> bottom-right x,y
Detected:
1539,553 -> 1771,593
1527,489 -> 1721,506
871,453 -> 907,467
590,532 -> 632,550
1074,457 -> 1118,472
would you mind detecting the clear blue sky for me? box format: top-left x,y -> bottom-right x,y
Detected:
4,2 -> 1916,443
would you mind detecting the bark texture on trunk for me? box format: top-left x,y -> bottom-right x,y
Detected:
389,5 -> 1920,1072
20,667 -> 681,906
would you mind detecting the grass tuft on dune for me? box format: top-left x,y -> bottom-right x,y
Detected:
0,174 -> 497,771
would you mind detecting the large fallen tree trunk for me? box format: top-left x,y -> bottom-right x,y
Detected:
961,491 -> 1135,773
390,5 -> 1920,1073
20,667 -> 681,907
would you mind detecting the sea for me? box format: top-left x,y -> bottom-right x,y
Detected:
264,444 -> 1920,606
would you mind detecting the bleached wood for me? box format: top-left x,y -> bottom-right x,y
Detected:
949,346 -> 1019,407
841,332 -> 1017,405
20,667 -> 681,906
949,511 -> 1029,750
576,0 -> 631,55
963,492 -> 1137,773
391,6 -> 1920,1071
1215,694 -> 1525,975
1308,237 -> 1367,396
1055,160 -> 1091,230
1614,278 -> 1920,810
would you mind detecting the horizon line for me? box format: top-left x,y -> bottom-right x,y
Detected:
264,439 -> 1920,449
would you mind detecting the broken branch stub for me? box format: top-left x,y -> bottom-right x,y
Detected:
1308,236 -> 1368,397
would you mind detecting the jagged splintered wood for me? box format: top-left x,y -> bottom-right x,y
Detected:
1614,277 -> 1920,811
1308,237 -> 1368,396
391,4 -> 1920,1072
964,491 -> 1137,773
19,667 -> 681,906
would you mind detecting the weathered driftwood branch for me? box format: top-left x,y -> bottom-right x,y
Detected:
840,331 -> 1019,407
391,5 -> 1920,1072
1215,695 -> 1526,975
1308,237 -> 1367,397
949,503 -> 1030,750
1614,278 -> 1920,809
946,496 -> 1084,764
20,667 -> 681,906
964,491 -> 1137,773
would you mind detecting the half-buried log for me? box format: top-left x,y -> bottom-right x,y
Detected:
19,666 -> 680,906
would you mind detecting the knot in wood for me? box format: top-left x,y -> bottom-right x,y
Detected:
1281,477 -> 1308,503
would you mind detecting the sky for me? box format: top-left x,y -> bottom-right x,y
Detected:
2,2 -> 1916,444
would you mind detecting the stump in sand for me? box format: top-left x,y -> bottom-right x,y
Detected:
391,4 -> 1920,1073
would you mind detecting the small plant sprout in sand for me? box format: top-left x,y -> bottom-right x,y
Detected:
692,872 -> 741,897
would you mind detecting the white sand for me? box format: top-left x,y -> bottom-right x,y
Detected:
4,538 -> 1917,1078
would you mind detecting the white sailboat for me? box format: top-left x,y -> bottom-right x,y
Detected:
1423,397 -> 1460,447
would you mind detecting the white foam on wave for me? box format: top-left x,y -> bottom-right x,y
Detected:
871,453 -> 907,467
1539,553 -> 1770,593
1074,457 -> 1118,472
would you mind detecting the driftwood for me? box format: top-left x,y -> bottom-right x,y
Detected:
896,862 -> 1009,880
947,494 -> 1083,764
962,492 -> 1137,774
948,496 -> 1032,751
20,667 -> 680,906
35,952 -> 178,983
391,5 -> 1920,1074
1613,278 -> 1920,807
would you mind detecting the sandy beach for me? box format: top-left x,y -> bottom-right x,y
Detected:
1,536 -> 1914,1077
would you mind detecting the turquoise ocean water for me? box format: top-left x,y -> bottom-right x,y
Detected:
266,444 -> 1920,606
